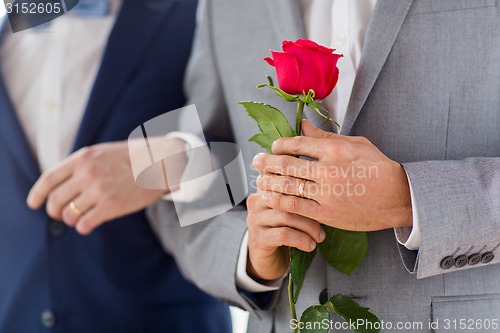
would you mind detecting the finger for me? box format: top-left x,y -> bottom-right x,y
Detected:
256,174 -> 318,201
75,202 -> 111,235
246,193 -> 268,212
250,209 -> 326,243
252,153 -> 314,180
301,119 -> 340,139
271,135 -> 327,159
45,177 -> 84,220
263,227 -> 318,252
27,161 -> 75,209
61,194 -> 94,227
302,119 -> 370,145
261,190 -> 320,221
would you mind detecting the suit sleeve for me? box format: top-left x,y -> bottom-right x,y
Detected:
147,0 -> 280,316
399,157 -> 500,279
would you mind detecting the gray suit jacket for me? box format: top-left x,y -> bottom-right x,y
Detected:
148,0 -> 500,332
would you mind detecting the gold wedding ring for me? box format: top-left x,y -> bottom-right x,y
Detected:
69,201 -> 83,217
298,179 -> 307,198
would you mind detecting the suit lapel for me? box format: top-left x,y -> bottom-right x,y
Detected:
340,0 -> 414,135
72,0 -> 177,150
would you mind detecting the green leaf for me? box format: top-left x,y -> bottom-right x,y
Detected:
249,134 -> 274,153
327,294 -> 381,333
266,75 -> 275,87
306,101 -> 332,122
239,102 -> 297,144
319,226 -> 368,276
298,305 -> 330,333
290,247 -> 316,303
256,84 -> 299,102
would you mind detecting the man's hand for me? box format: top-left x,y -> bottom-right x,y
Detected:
246,191 -> 325,281
253,119 -> 413,232
27,138 -> 187,235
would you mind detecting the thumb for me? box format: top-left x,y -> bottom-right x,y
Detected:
301,119 -> 337,139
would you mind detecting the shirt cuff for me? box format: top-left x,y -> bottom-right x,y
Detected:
394,168 -> 421,250
161,131 -> 212,202
236,231 -> 287,293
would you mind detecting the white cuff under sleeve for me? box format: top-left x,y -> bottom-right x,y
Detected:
161,131 -> 211,202
394,169 -> 421,250
236,231 -> 287,293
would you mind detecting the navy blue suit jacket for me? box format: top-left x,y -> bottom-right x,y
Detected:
0,1 -> 231,332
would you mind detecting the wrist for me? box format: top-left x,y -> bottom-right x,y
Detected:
393,163 -> 413,228
246,249 -> 288,282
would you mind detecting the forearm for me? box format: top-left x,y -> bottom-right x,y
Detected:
147,202 -> 273,313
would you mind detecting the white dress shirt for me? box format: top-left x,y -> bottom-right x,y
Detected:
0,2 -> 205,199
0,1 -> 121,172
236,0 -> 421,292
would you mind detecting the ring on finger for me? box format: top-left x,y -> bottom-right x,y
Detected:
69,201 -> 84,217
298,179 -> 307,198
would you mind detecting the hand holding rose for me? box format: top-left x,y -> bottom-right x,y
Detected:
253,120 -> 413,232
246,190 -> 325,281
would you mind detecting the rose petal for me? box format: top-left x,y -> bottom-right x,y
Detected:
271,51 -> 300,94
294,39 -> 336,54
317,53 -> 343,99
282,42 -> 324,96
264,57 -> 275,67
325,67 -> 340,99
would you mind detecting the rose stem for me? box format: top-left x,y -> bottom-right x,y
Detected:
288,273 -> 298,333
295,100 -> 305,135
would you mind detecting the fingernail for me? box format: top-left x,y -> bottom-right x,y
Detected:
261,191 -> 270,201
271,139 -> 281,152
252,153 -> 264,168
310,241 -> 317,250
319,229 -> 326,242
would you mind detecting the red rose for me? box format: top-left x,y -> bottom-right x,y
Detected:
264,39 -> 343,100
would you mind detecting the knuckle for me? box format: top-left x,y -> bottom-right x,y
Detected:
46,203 -> 60,219
246,213 -> 256,226
322,131 -> 335,139
356,136 -> 370,144
278,228 -> 290,243
278,156 -> 290,173
83,164 -> 100,179
47,192 -> 61,208
281,211 -> 293,224
290,136 -> 304,154
312,223 -> 323,239
104,192 -> 117,204
77,146 -> 94,162
41,171 -> 55,186
282,178 -> 293,193
94,182 -> 106,194
247,194 -> 259,208
285,197 -> 298,212
248,229 -> 261,248
299,234 -> 313,251
328,141 -> 351,159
